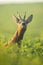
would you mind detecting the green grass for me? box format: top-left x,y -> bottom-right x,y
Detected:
0,3 -> 43,65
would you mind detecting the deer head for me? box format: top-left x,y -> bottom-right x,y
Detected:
13,12 -> 33,32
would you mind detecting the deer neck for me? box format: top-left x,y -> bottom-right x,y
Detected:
17,25 -> 26,41
5,25 -> 26,46
12,25 -> 26,43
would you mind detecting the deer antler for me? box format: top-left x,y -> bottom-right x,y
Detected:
17,11 -> 22,20
24,12 -> 26,20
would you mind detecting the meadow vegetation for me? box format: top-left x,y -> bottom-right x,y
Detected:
0,3 -> 43,65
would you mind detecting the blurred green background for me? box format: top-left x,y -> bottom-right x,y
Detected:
0,3 -> 43,65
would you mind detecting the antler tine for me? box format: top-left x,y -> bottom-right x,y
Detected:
17,11 -> 22,19
24,12 -> 26,20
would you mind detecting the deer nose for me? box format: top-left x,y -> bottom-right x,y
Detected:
31,14 -> 33,17
22,22 -> 25,25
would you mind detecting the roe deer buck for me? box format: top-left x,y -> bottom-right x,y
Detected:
4,12 -> 33,47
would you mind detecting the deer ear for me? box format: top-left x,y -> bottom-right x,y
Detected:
13,15 -> 19,23
26,15 -> 33,24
